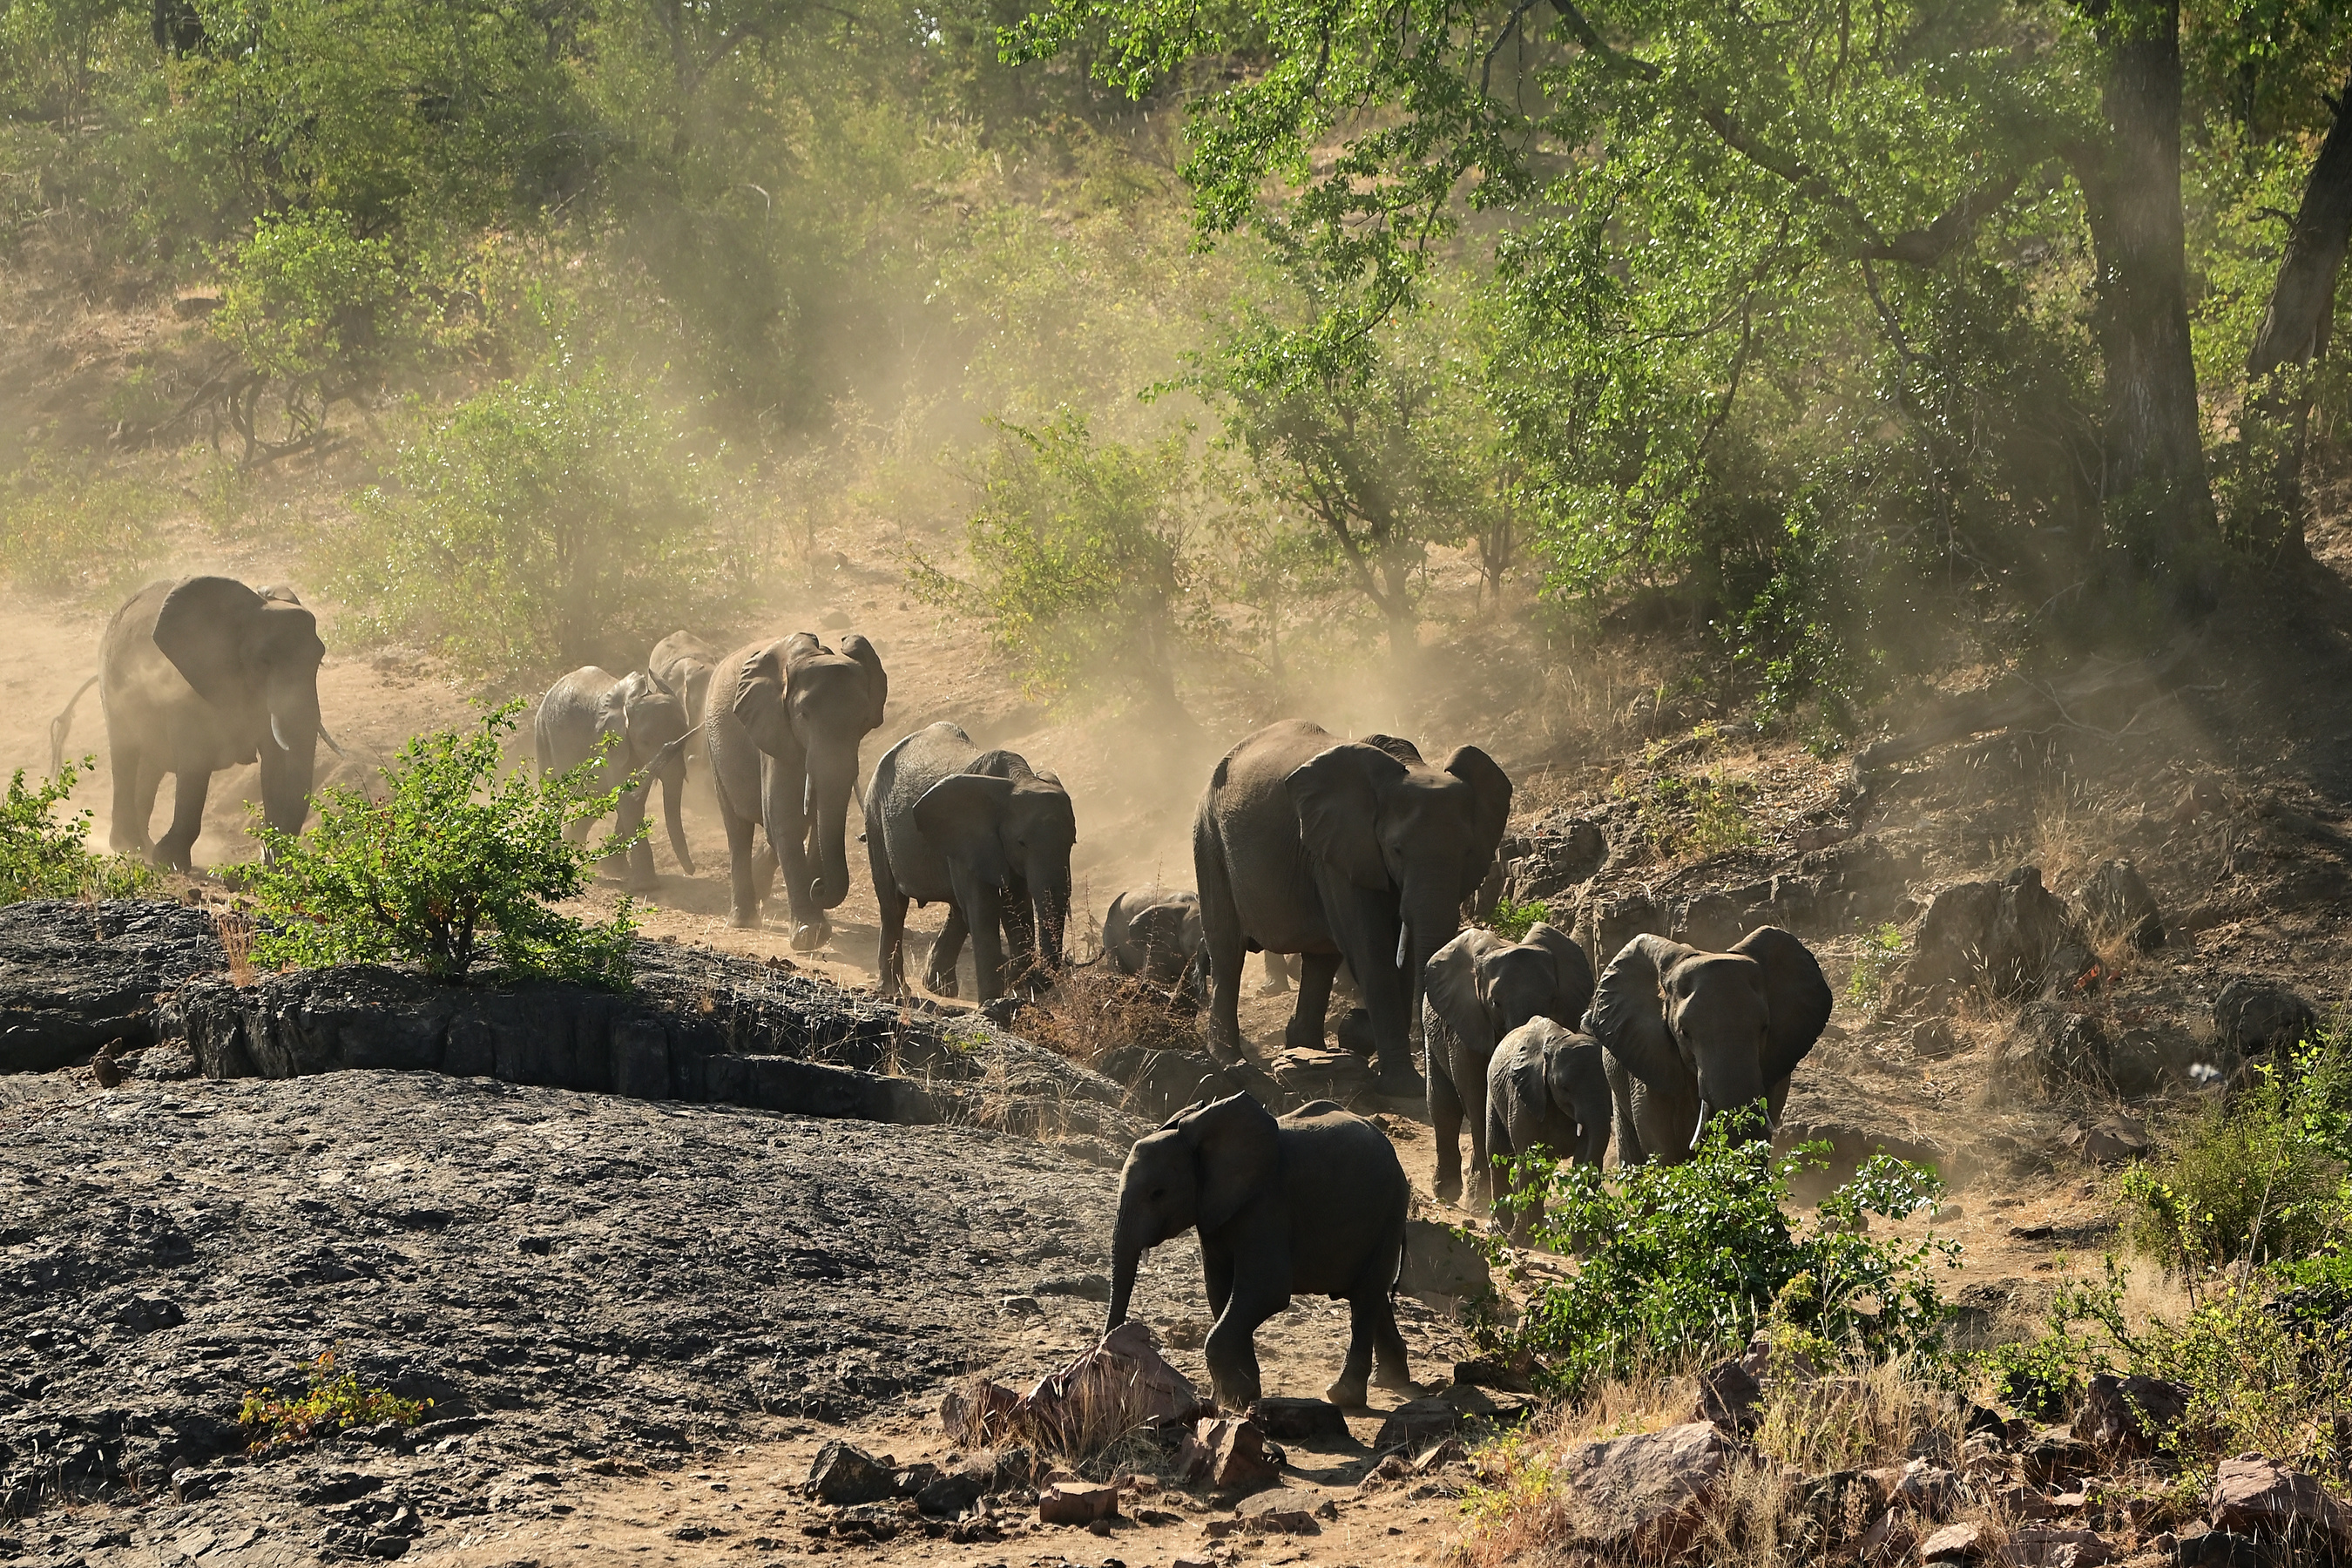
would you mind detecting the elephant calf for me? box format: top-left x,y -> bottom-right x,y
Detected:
1422,922 -> 1595,1206
1107,1093 -> 1418,1409
1484,1018 -> 1611,1243
534,667 -> 695,891
1102,886 -> 1205,1006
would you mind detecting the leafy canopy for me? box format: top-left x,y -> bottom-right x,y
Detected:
247,703 -> 642,985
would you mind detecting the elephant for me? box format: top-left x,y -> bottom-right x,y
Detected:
1103,886 -> 1205,1005
49,577 -> 341,871
1484,1017 -> 1612,1243
1585,926 -> 1834,1166
1194,720 -> 1511,1090
705,632 -> 887,944
1105,1092 -> 1419,1409
649,630 -> 722,802
533,666 -> 696,890
1421,920 -> 1597,1206
867,721 -> 1076,1002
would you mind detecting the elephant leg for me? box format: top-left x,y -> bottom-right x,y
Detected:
1283,950 -> 1339,1051
763,760 -> 827,950
926,906 -> 969,997
108,741 -> 145,855
1205,1278 -> 1284,1410
1194,830 -> 1248,1064
618,781 -> 658,891
868,830 -> 909,994
723,808 -> 762,928
1329,1288 -> 1416,1405
1606,1058 -> 1647,1168
1001,888 -> 1039,994
155,767 -> 210,872
1429,1059 -> 1465,1206
1202,1247 -> 1235,1324
1465,1066 -> 1495,1208
1255,951 -> 1291,996
127,756 -> 166,856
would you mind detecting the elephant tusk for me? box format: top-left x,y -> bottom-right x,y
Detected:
1395,922 -> 1409,970
270,713 -> 293,752
317,721 -> 348,759
1690,1101 -> 1713,1152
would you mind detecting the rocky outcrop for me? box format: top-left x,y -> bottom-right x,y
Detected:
1909,868 -> 2094,1003
0,899 -> 225,1071
1554,1420 -> 1734,1559
2072,859 -> 2165,951
2213,978 -> 2320,1058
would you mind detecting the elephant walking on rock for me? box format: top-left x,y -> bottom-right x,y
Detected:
706,632 -> 888,944
1193,720 -> 1511,1091
1105,1093 -> 1418,1410
533,666 -> 695,891
1585,926 -> 1833,1165
867,721 -> 1076,1003
1421,921 -> 1595,1207
51,577 -> 341,871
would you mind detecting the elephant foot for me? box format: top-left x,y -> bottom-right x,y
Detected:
924,970 -> 959,999
1373,1368 -> 1429,1399
1323,1374 -> 1370,1409
728,907 -> 763,929
1433,1176 -> 1463,1206
790,916 -> 831,951
1254,979 -> 1290,997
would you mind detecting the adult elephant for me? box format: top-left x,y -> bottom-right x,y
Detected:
52,577 -> 341,871
867,721 -> 1075,1002
706,632 -> 887,944
1194,720 -> 1511,1091
533,666 -> 695,891
1585,926 -> 1833,1165
1421,921 -> 1596,1206
1105,1092 -> 1418,1409
1102,886 -> 1205,1005
1484,1018 -> 1612,1243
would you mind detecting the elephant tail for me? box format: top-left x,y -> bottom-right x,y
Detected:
48,674 -> 98,781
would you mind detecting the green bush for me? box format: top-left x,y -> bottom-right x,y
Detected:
240,1345 -> 431,1453
335,366 -> 713,679
0,456 -> 166,594
213,210 -> 405,385
1846,922 -> 1904,1014
247,703 -> 640,984
1,761 -> 159,904
1496,1114 -> 1956,1399
1486,894 -> 1550,942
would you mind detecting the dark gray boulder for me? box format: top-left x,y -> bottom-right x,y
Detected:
2072,859 -> 2165,952
2213,977 -> 2319,1057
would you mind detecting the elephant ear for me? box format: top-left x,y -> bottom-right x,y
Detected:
1440,746 -> 1513,893
840,633 -> 888,733
728,643 -> 792,747
594,675 -> 632,746
1287,742 -> 1406,891
1587,934 -> 1696,1092
1176,1092 -> 1282,1232
1733,925 -> 1835,1086
154,577 -> 268,709
1523,921 -> 1598,1024
1423,929 -> 1497,1060
914,773 -> 1016,887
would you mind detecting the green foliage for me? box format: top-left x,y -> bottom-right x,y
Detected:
1847,922 -> 1905,1015
0,454 -> 167,594
1982,1332 -> 2085,1421
212,210 -> 403,384
911,411 -> 1213,715
0,760 -> 158,905
239,1345 -> 431,1453
247,703 -> 640,985
1486,894 -> 1550,943
335,366 -> 714,678
2119,1041 -> 2352,1272
1621,767 -> 1759,862
1495,1114 -> 1956,1399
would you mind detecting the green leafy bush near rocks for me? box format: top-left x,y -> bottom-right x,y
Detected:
0,761 -> 158,905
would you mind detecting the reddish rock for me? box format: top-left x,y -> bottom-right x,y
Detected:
1855,1508 -> 1914,1566
1038,1481 -> 1119,1525
1555,1420 -> 1734,1560
1919,1520 -> 1990,1563
1371,1396 -> 1463,1453
1179,1416 -> 1281,1491
2074,1373 -> 2189,1457
2006,1525 -> 2114,1566
2207,1453 -> 2351,1544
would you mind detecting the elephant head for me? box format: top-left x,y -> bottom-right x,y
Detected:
1285,740 -> 1512,1078
1538,1027 -> 1614,1168
730,632 -> 887,909
1588,925 -> 1833,1151
152,576 -> 328,840
1106,1093 -> 1281,1330
1424,920 -> 1597,1063
914,758 -> 1077,989
598,669 -> 696,875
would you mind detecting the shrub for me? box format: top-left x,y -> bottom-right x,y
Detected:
336,365 -> 713,679
1486,894 -> 1551,942
213,210 -> 405,387
1846,922 -> 1903,1014
0,761 -> 158,904
1493,1115 -> 1956,1399
0,455 -> 166,594
239,1345 -> 431,1453
247,703 -> 641,985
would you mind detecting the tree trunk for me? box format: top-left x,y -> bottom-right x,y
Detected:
2071,0 -> 2217,614
2240,64 -> 2352,561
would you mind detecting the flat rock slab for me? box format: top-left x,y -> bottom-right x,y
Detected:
0,1071 -> 1120,1561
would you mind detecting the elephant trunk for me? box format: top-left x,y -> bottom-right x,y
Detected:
1030,854 -> 1071,973
804,748 -> 857,909
257,679 -> 321,844
659,759 -> 695,875
1106,1211 -> 1146,1331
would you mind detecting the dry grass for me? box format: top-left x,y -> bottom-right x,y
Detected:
213,906 -> 258,985
1020,963 -> 1200,1073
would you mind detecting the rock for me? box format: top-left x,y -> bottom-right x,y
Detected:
2073,860 -> 2164,951
2005,1525 -> 2115,1566
1246,1397 -> 1348,1442
1554,1421 -> 1734,1559
1399,1219 -> 1489,1301
1038,1480 -> 1120,1525
1693,1359 -> 1762,1433
1909,869 -> 2093,1001
1032,1273 -> 1111,1301
941,1381 -> 1020,1445
808,1441 -> 898,1506
1357,1452 -> 1413,1490
1010,1322 -> 1202,1449
1673,892 -> 1747,952
2011,1004 -> 2112,1091
1865,1459 -> 1959,1516
2059,1116 -> 2149,1165
915,1460 -> 996,1516
1911,1018 -> 1963,1059
2213,980 -> 2319,1057
2173,1531 -> 2269,1567
1508,818 -> 1608,902
115,1295 -> 186,1335
1736,1328 -> 1822,1387
1413,1437 -> 1467,1474
1000,1295 -> 1044,1315
1096,1046 -> 1240,1120
1855,1508 -> 1914,1565
0,900 -> 225,1071
2075,1374 -> 2189,1457
1270,1046 -> 1375,1106
1179,1417 -> 1281,1491
2207,1454 -> 2351,1544
1372,1398 -> 1463,1454
2107,1024 -> 2206,1098
2022,1427 -> 2097,1486
1920,1521 -> 1991,1563
1234,1487 -> 1324,1532
1451,1358 -> 1535,1394
1578,894 -> 1668,974
91,1042 -> 124,1088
